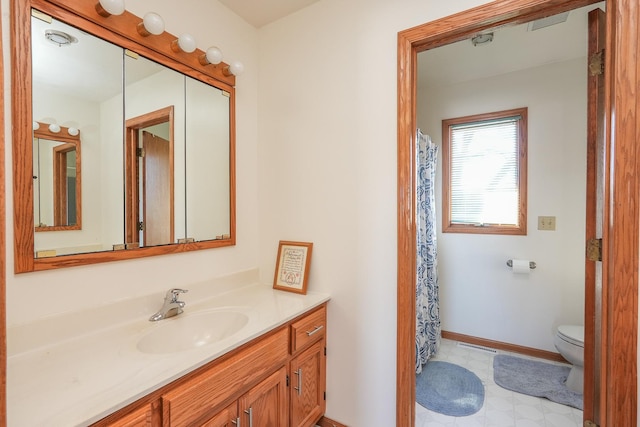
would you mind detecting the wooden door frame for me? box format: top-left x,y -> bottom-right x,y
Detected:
1,0 -> 6,423
397,0 -> 639,426
124,106 -> 174,246
53,142 -> 81,227
585,7 -> 606,421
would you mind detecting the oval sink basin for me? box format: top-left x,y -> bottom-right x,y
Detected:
137,310 -> 249,354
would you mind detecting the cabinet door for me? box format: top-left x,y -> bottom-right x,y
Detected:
238,367 -> 287,427
290,340 -> 325,427
200,402 -> 238,427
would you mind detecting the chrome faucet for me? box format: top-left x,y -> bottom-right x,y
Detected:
149,288 -> 188,321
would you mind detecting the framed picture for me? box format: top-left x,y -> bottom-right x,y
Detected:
273,241 -> 313,294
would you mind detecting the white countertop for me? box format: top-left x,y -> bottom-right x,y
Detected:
7,281 -> 330,426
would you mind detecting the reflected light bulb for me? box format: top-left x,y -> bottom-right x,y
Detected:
48,124 -> 61,133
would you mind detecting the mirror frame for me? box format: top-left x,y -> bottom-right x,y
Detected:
33,121 -> 82,231
12,0 -> 237,273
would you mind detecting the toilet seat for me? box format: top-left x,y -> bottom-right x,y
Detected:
557,325 -> 584,348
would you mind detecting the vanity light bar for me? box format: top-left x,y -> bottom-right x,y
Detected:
85,0 -> 243,82
33,121 -> 81,141
36,0 -> 239,86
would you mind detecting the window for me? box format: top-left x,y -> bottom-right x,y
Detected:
442,107 -> 527,235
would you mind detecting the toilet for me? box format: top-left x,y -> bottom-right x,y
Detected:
554,325 -> 584,394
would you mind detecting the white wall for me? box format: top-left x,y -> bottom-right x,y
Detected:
257,0 -> 489,424
418,58 -> 587,352
3,0 -> 599,425
3,0 -> 259,324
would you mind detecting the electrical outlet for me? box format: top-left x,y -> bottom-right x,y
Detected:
538,216 -> 556,231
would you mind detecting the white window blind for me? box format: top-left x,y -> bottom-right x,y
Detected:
449,116 -> 521,226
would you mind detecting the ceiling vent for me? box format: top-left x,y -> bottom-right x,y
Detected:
44,29 -> 78,47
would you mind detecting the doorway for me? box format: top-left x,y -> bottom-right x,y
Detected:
396,1 -> 639,426
125,106 -> 175,247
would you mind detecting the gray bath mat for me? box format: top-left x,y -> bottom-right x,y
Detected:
416,361 -> 484,416
493,354 -> 583,410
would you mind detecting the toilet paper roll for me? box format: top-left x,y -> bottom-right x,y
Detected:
511,259 -> 530,274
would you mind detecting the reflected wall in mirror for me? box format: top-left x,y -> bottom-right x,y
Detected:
33,122 -> 81,231
185,77 -> 232,242
13,0 -> 236,273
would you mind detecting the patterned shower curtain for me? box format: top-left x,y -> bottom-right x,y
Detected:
415,129 -> 441,374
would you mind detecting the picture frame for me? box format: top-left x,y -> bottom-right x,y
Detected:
273,240 -> 313,294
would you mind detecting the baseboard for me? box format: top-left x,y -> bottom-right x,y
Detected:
442,330 -> 567,363
318,415 -> 349,427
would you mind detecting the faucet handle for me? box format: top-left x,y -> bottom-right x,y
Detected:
167,288 -> 188,302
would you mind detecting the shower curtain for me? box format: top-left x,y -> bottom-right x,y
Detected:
415,129 -> 441,374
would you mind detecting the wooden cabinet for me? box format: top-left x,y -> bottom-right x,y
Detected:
102,401 -> 161,427
201,368 -> 288,427
199,403 -> 237,427
93,304 -> 327,427
237,367 -> 288,427
290,340 -> 325,427
289,306 -> 326,427
162,328 -> 289,426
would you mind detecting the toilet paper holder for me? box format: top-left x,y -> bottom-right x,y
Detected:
506,259 -> 537,269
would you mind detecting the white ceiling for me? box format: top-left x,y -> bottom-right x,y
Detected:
217,0 -> 321,28
418,3 -> 605,88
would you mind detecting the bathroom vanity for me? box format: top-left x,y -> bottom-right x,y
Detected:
96,305 -> 327,427
7,279 -> 330,426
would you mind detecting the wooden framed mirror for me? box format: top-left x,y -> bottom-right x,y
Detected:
12,0 -> 237,272
33,121 -> 81,231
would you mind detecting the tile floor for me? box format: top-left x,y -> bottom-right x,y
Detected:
416,338 -> 584,427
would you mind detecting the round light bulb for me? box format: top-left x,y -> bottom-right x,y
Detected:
67,127 -> 79,136
142,12 -> 165,35
32,121 -> 40,131
98,0 -> 125,16
229,61 -> 244,76
205,46 -> 223,65
177,33 -> 197,53
48,124 -> 61,133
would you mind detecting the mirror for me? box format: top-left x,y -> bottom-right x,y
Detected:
185,76 -> 232,242
33,122 -> 81,231
30,11 -> 125,258
124,54 -> 185,248
12,0 -> 236,272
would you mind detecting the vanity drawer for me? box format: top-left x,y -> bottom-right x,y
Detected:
291,306 -> 326,353
162,327 -> 288,426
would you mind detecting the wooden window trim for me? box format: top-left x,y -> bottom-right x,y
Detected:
442,107 -> 528,235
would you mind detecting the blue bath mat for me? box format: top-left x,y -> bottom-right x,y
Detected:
493,354 -> 583,410
416,361 -> 485,416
